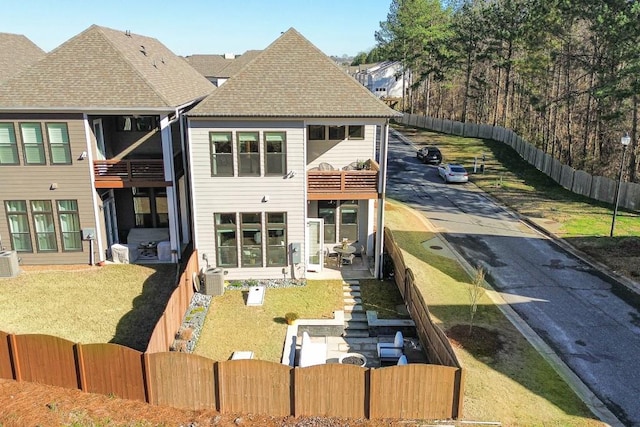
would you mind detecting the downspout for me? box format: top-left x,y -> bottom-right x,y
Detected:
374,120 -> 390,279
83,113 -> 104,264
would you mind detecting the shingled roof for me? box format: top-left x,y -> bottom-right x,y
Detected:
0,33 -> 45,83
188,28 -> 399,118
0,25 -> 214,111
185,50 -> 262,79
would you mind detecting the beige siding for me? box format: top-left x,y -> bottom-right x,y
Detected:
188,119 -> 306,280
306,121 -> 379,169
0,113 -> 98,265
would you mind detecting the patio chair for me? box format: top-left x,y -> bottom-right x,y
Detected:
341,253 -> 355,265
377,331 -> 404,364
324,247 -> 338,267
397,355 -> 408,365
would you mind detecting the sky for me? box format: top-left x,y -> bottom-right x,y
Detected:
2,0 -> 392,57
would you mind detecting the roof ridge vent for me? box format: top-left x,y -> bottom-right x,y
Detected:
224,53 -> 236,59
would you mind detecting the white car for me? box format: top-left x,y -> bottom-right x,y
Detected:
438,163 -> 469,183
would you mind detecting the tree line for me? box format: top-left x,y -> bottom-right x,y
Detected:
374,0 -> 640,182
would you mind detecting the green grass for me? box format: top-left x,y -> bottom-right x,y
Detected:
194,280 -> 344,362
385,200 -> 604,426
0,264 -> 176,351
359,279 -> 409,319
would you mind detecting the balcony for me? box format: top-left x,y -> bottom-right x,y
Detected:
93,160 -> 170,188
307,160 -> 380,200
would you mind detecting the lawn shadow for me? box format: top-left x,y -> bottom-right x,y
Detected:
110,264 -> 178,351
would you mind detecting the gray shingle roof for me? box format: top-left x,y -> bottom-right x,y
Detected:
188,28 -> 400,118
0,25 -> 214,110
0,33 -> 45,83
185,51 -> 262,79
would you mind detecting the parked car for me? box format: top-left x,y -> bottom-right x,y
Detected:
438,163 -> 469,183
416,146 -> 442,164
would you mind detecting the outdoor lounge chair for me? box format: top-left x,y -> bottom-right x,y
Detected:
377,331 -> 404,364
299,332 -> 327,367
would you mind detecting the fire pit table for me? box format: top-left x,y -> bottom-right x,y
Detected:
338,352 -> 367,367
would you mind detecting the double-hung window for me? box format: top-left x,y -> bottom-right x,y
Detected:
264,132 -> 286,175
20,123 -> 45,164
241,213 -> 262,266
237,132 -> 260,176
47,123 -> 72,164
31,200 -> 57,251
215,213 -> 238,267
266,212 -> 287,266
0,123 -> 19,165
5,201 -> 32,252
210,132 -> 233,176
57,200 -> 82,251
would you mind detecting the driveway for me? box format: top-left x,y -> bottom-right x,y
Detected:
385,129 -> 640,426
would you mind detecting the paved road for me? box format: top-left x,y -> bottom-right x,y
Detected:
386,129 -> 640,426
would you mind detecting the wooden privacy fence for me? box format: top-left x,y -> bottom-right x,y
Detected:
146,250 -> 199,353
0,333 -> 463,420
384,227 -> 465,416
397,114 -> 640,212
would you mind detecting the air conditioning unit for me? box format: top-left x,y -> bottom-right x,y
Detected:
0,251 -> 20,278
202,267 -> 225,296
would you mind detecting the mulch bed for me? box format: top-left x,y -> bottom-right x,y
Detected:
446,324 -> 503,359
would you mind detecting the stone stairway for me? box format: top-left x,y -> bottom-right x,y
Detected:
341,280 -> 380,367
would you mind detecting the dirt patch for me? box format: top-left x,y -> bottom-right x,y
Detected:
446,324 -> 503,360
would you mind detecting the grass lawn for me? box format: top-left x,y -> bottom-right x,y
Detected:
0,264 -> 177,351
395,123 -> 640,281
385,200 -> 604,426
194,280 -> 344,362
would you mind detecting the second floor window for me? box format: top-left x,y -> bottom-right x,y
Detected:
47,123 -> 72,164
210,132 -> 233,176
264,132 -> 286,175
237,132 -> 260,176
0,123 -> 18,165
20,123 -> 45,165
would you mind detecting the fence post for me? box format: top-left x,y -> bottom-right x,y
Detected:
75,343 -> 87,392
142,352 -> 153,404
8,334 -> 21,382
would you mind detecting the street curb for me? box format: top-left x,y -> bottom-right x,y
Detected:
390,199 -> 624,427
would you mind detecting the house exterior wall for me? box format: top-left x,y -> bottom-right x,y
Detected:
188,119 -> 306,280
306,121 -> 378,169
0,113 -> 97,265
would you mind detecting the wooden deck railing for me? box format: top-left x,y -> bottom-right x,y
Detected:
307,159 -> 380,199
94,160 -> 168,188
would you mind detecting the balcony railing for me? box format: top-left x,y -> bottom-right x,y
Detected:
307,160 -> 380,199
94,160 -> 169,188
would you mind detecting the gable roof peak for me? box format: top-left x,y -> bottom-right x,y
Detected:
0,24 -> 214,111
190,27 -> 398,118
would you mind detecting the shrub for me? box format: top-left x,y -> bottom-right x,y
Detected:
284,312 -> 299,325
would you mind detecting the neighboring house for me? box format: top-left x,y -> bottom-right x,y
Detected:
187,28 -> 400,280
185,51 -> 261,87
0,32 -> 45,83
351,61 -> 405,99
0,25 -> 214,265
